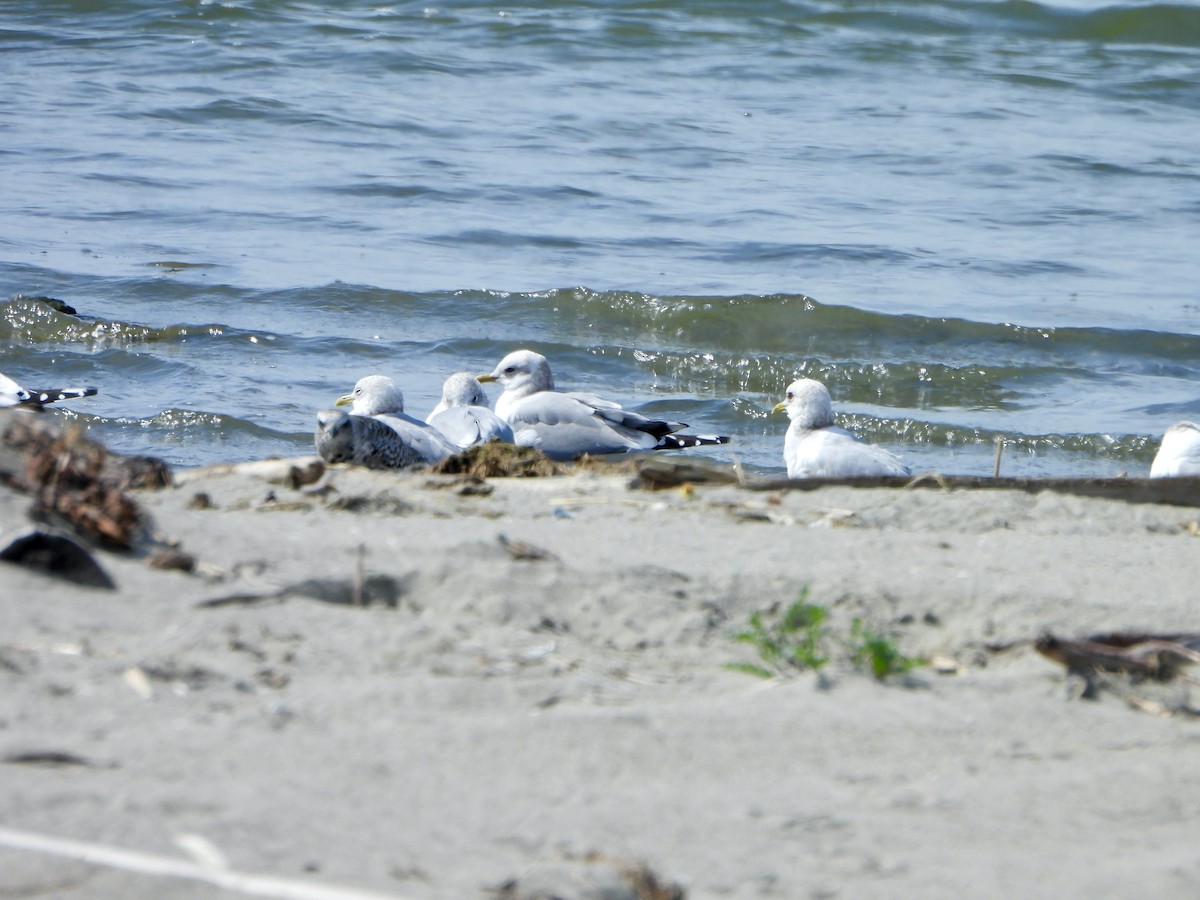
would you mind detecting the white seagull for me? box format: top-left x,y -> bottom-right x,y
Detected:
1150,421 -> 1200,477
773,378 -> 911,479
425,372 -> 514,450
313,375 -> 454,469
1,371 -> 97,411
337,374 -> 409,417
478,348 -> 729,461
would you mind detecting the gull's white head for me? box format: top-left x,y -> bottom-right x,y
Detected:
0,373 -> 32,406
439,372 -> 490,409
772,378 -> 835,429
337,375 -> 405,416
478,349 -> 554,397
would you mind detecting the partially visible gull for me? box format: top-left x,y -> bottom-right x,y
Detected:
1150,421 -> 1200,477
1,371 -> 97,411
478,348 -> 729,461
773,378 -> 910,479
313,375 -> 454,469
428,371 -> 490,418
425,372 -> 514,450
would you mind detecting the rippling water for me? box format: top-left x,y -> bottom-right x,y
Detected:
3,0 -> 1199,476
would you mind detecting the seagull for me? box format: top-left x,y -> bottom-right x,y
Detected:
478,349 -> 730,461
1150,422 -> 1200,477
313,375 -> 455,469
773,378 -> 911,479
337,374 -> 408,417
425,372 -> 514,450
1,371 -> 97,411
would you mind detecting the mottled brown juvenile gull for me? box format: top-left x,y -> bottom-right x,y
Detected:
478,348 -> 729,461
773,378 -> 910,478
1,371 -> 97,411
1150,421 -> 1200,477
425,372 -> 514,450
313,375 -> 454,469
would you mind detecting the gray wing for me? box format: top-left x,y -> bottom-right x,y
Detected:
373,413 -> 457,463
564,390 -> 622,410
428,406 -> 515,450
588,404 -> 686,441
507,393 -> 669,459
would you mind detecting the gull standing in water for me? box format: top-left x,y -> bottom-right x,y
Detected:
314,375 -> 455,469
425,372 -> 514,450
1,372 -> 97,411
1150,422 -> 1200,477
773,378 -> 910,478
478,349 -> 729,461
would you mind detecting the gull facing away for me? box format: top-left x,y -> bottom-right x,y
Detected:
478,348 -> 730,461
773,378 -> 911,479
425,372 -> 514,450
313,375 -> 455,469
1,372 -> 97,411
1150,422 -> 1200,477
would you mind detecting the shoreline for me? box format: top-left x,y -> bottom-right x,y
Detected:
3,428 -> 1200,898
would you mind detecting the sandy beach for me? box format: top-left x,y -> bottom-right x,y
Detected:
3,417 -> 1200,899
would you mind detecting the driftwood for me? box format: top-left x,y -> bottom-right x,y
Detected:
0,825 -> 407,900
1036,632 -> 1200,715
0,530 -> 115,589
1035,633 -> 1200,681
634,458 -> 1200,509
173,456 -> 324,489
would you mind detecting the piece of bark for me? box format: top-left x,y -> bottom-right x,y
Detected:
1035,632 -> 1200,680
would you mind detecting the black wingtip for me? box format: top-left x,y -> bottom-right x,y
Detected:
30,386 -> 99,405
654,433 -> 732,451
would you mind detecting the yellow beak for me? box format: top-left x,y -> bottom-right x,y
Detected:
335,393 -> 354,407
771,400 -> 788,414
476,373 -> 497,383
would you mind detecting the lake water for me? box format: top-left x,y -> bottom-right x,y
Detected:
3,0 -> 1199,476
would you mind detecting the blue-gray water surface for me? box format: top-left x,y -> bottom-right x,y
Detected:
3,0 -> 1199,476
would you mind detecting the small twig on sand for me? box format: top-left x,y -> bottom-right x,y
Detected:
730,450 -> 745,487
993,437 -> 1005,479
352,543 -> 365,608
0,826 -> 405,900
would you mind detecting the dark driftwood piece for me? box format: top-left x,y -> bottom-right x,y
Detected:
634,459 -> 1200,509
1035,633 -> 1200,681
0,530 -> 116,589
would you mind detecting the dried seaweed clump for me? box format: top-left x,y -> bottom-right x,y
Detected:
5,417 -> 145,550
430,441 -> 562,478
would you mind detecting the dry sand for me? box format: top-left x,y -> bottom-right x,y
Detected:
3,438 -> 1200,898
